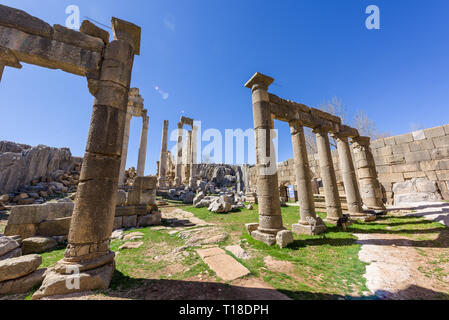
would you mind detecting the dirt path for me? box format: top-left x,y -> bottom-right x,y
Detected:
356,203 -> 449,300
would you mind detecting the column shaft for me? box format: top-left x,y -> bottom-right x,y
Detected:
315,128 -> 343,223
335,135 -> 364,215
118,112 -> 132,186
137,114 -> 149,176
352,136 -> 386,211
290,121 -> 316,221
158,120 -> 169,188
174,123 -> 183,186
252,86 -> 283,235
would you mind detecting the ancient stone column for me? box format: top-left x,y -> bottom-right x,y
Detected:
118,110 -> 132,187
158,120 -> 169,188
314,127 -> 343,223
33,18 -> 141,299
333,133 -> 365,217
244,73 -> 287,246
290,120 -> 326,235
189,125 -> 198,189
137,110 -> 149,176
174,122 -> 183,186
352,136 -> 386,212
183,130 -> 192,185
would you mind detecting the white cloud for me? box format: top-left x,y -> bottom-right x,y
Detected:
164,14 -> 176,32
154,85 -> 169,100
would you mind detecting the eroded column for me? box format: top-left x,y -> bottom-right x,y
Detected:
314,127 -> 343,223
290,120 -> 326,235
158,120 -> 169,188
183,130 -> 192,185
244,73 -> 291,247
189,125 -> 198,189
33,19 -> 140,299
352,136 -> 386,212
174,122 -> 183,186
137,110 -> 149,176
333,133 -> 365,217
118,110 -> 132,187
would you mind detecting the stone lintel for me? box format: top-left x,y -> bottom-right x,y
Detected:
335,125 -> 360,139
352,136 -> 371,146
0,46 -> 22,69
244,72 -> 274,89
180,116 -> 194,127
0,25 -> 102,77
111,17 -> 141,55
80,20 -> 110,44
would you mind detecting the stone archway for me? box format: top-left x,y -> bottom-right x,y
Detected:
0,5 -> 141,299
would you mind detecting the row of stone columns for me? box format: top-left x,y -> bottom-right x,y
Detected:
245,72 -> 386,246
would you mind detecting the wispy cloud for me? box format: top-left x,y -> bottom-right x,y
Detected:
154,85 -> 169,100
163,14 -> 176,32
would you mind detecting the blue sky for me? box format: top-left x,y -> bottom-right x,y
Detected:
1,0 -> 449,175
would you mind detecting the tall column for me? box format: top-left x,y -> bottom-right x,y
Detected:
174,122 -> 183,186
118,110 -> 132,187
137,110 -> 149,176
244,73 -> 290,247
333,133 -> 365,217
158,120 -> 169,188
183,131 -> 192,185
189,125 -> 198,189
290,120 -> 326,235
33,19 -> 140,299
314,127 -> 343,224
352,136 -> 386,212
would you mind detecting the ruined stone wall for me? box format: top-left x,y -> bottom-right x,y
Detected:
248,124 -> 449,204
0,141 -> 82,194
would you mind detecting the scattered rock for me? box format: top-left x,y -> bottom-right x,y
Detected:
119,242 -> 143,250
0,236 -> 20,258
22,236 -> 58,254
0,254 -> 42,282
0,269 -> 46,295
123,232 -> 145,241
225,245 -> 250,260
276,230 -> 294,248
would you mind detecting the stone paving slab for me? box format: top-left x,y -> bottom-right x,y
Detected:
196,247 -> 250,281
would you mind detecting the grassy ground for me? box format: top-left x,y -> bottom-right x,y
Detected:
4,203 -> 448,300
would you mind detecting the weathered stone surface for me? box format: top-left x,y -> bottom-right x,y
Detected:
22,236 -> 58,255
0,268 -> 46,295
119,242 -> 143,250
251,230 -> 276,246
37,217 -> 71,237
0,142 -> 76,194
393,178 -> 443,206
4,224 -> 37,239
122,215 -> 137,228
0,25 -> 102,77
0,247 -> 22,261
0,4 -> 53,38
80,20 -> 110,44
116,190 -> 127,206
276,230 -> 294,248
31,263 -> 113,300
53,24 -> 104,53
137,213 -> 161,227
196,247 -> 250,281
0,236 -> 19,257
0,254 -> 42,282
122,232 -> 144,241
225,245 -> 250,260
245,223 -> 259,234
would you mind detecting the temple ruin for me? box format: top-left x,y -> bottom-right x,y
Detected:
244,72 -> 385,245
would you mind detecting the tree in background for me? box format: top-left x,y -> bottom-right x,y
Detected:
304,97 -> 391,154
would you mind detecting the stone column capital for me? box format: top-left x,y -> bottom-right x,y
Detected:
288,119 -> 305,135
351,136 -> 371,147
244,72 -> 274,91
312,126 -> 328,135
111,17 -> 141,55
177,122 -> 183,129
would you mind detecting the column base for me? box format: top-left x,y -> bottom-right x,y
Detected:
31,252 -> 115,300
292,222 -> 326,235
348,212 -> 377,222
364,208 -> 387,216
